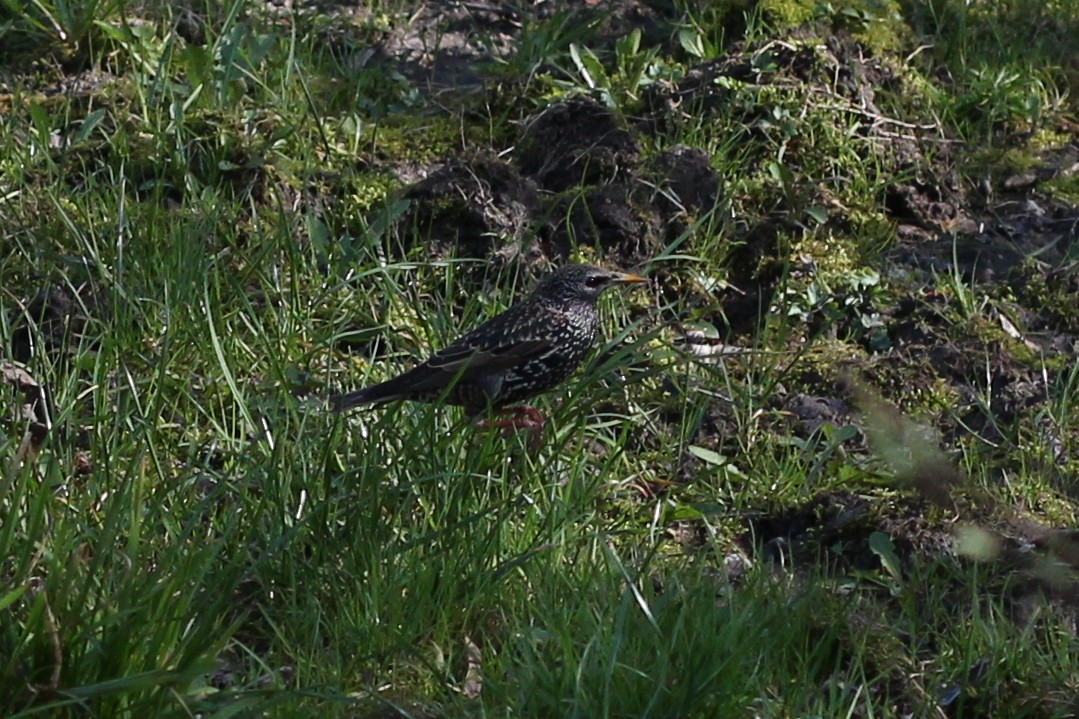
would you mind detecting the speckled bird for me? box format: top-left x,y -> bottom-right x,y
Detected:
330,264 -> 647,434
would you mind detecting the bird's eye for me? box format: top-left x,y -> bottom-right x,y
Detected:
585,274 -> 607,288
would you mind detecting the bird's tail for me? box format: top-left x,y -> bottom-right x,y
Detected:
329,379 -> 407,412
329,389 -> 368,412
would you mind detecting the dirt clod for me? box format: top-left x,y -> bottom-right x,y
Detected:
546,182 -> 661,265
10,285 -> 102,364
402,155 -> 541,264
654,145 -> 720,215
517,97 -> 639,192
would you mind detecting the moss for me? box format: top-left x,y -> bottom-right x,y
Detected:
760,0 -> 817,29
802,337 -> 870,367
1029,127 -> 1074,150
791,233 -> 864,278
844,209 -> 896,248
1015,490 -> 1079,527
1011,261 -> 1079,335
1041,174 -> 1079,205
852,346 -> 963,417
345,171 -> 403,216
840,0 -> 911,55
966,146 -> 1040,181
569,245 -> 600,265
761,0 -> 910,54
365,115 -> 469,165
883,365 -> 960,416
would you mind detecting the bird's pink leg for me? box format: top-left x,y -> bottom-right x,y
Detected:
473,406 -> 546,448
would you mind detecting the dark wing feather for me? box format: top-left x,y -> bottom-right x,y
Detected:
330,338 -> 555,411
424,338 -> 552,379
330,301 -> 570,412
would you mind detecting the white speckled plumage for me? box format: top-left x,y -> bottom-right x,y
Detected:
330,264 -> 646,417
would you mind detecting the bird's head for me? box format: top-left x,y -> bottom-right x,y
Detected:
532,264 -> 648,304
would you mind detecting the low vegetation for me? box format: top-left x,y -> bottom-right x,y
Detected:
2,0 -> 1078,716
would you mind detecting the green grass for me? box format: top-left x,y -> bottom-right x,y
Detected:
3,0 -> 1079,716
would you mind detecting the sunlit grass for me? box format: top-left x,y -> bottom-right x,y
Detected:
2,0 -> 1078,717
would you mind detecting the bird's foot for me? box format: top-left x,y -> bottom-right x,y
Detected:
474,406 -> 546,449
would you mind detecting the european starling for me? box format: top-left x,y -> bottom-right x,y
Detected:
330,264 -> 647,435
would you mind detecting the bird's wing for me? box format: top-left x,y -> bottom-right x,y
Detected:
404,338 -> 552,392
330,340 -> 549,409
332,302 -> 565,408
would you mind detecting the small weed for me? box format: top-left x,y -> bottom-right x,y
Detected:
554,29 -> 683,110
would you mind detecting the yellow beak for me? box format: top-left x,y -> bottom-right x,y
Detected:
614,272 -> 648,285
